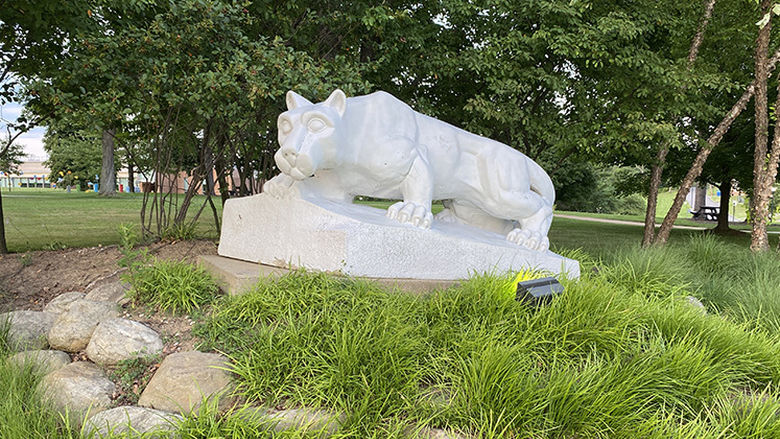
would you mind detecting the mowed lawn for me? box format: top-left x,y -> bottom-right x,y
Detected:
2,188 -> 767,254
2,189 -> 222,252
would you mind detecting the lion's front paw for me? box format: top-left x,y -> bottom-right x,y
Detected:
507,228 -> 549,251
387,201 -> 433,229
262,174 -> 299,199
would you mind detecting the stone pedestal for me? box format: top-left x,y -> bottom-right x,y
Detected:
217,194 -> 579,280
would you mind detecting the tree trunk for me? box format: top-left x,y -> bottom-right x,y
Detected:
215,154 -> 230,206
751,0 -> 772,252
127,149 -> 135,193
0,187 -> 7,254
642,147 -> 668,247
714,178 -> 732,233
694,183 -> 707,211
99,129 -> 117,196
653,46 -> 780,245
641,0 -> 717,246
203,134 -> 215,197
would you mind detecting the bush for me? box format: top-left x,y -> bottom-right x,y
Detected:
125,259 -> 220,314
552,163 -> 648,215
612,193 -> 646,215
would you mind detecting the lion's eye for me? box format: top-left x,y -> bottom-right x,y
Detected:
279,119 -> 293,135
307,118 -> 326,133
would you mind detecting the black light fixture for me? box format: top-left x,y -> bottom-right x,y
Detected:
516,277 -> 564,305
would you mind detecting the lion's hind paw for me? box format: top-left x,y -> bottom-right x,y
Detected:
387,201 -> 433,229
507,228 -> 549,251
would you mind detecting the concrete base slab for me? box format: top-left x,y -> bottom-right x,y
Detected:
217,194 -> 579,280
198,255 -> 459,295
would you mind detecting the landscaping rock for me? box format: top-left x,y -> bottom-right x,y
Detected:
686,296 -> 707,314
85,281 -> 131,305
138,351 -> 234,414
417,427 -> 470,439
86,318 -> 163,365
47,300 -> 120,352
8,350 -> 70,374
43,292 -> 85,314
39,361 -> 115,420
0,310 -> 57,350
84,406 -> 182,438
241,407 -> 344,435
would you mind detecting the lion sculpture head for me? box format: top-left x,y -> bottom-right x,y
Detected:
274,89 -> 348,181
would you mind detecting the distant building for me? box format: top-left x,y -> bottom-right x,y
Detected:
1,160 -> 253,195
0,161 -> 51,188
0,160 -> 138,191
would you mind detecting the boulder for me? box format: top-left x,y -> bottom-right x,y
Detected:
86,318 -> 163,365
241,406 -> 344,436
39,361 -> 115,420
84,406 -> 182,438
85,281 -> 131,305
417,427 -> 470,439
47,300 -> 120,352
43,292 -> 85,314
7,350 -> 70,374
686,296 -> 707,314
138,351 -> 234,414
0,310 -> 57,350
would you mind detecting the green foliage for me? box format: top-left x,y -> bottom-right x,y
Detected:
117,223 -> 149,269
0,325 -> 79,439
45,241 -> 67,251
43,126 -> 103,191
107,355 -> 161,406
19,253 -> 32,267
0,142 -> 24,175
161,223 -> 197,242
125,259 -> 219,314
601,234 -> 780,332
554,163 -> 648,215
195,266 -> 780,437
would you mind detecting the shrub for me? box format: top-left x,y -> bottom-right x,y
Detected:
125,259 -> 220,314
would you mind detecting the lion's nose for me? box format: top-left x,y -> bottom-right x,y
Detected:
282,148 -> 298,165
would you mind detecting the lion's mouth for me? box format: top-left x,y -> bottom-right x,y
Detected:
276,156 -> 316,181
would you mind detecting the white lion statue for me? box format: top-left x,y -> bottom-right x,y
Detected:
263,89 -> 555,251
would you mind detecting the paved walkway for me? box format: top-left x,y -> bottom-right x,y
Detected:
554,214 -> 707,230
554,214 -> 780,235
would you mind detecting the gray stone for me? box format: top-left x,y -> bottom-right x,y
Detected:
43,292 -> 85,314
84,406 -> 182,438
85,281 -> 131,305
241,407 -> 344,435
39,361 -> 115,420
199,254 -> 458,296
218,194 -> 580,281
0,310 -> 57,350
8,350 -> 70,374
416,427 -> 470,439
86,318 -> 163,366
47,300 -> 120,352
138,351 -> 234,414
686,296 -> 707,314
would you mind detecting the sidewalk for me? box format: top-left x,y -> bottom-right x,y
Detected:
554,214 -> 706,230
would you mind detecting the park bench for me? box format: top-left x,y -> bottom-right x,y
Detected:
689,206 -> 719,221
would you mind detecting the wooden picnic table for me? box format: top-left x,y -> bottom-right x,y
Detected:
690,206 -> 719,221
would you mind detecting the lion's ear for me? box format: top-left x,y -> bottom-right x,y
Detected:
286,90 -> 313,110
324,89 -> 347,117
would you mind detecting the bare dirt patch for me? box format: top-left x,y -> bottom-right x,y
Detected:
0,239 -> 218,312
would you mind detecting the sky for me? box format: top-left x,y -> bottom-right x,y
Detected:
0,101 -> 47,161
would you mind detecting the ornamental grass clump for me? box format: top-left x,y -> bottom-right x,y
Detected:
195,265 -> 780,438
125,259 -> 219,314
